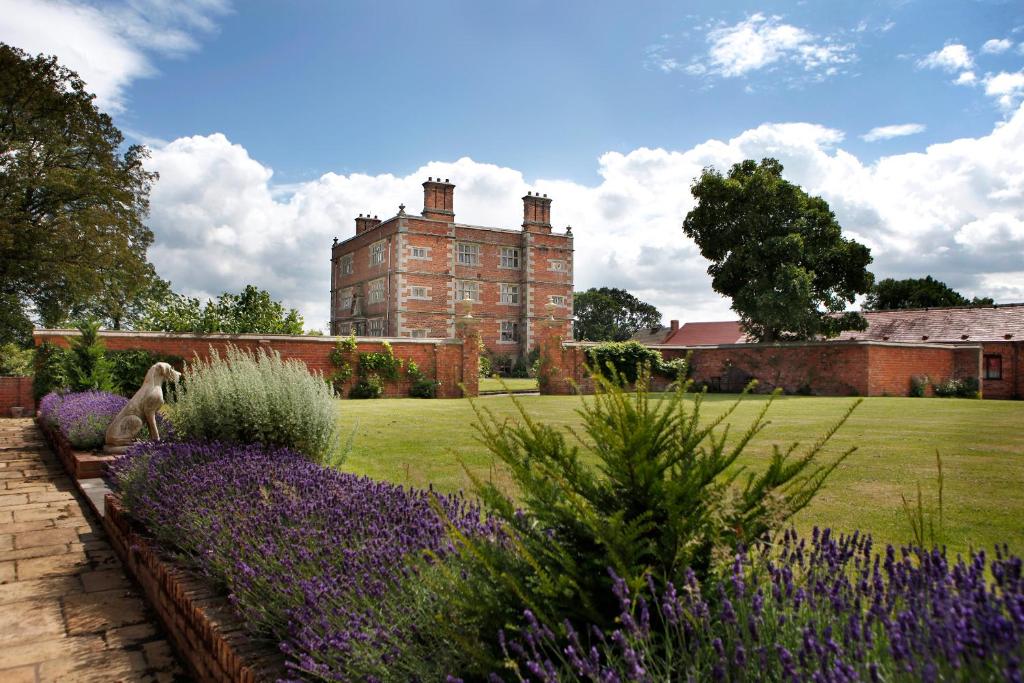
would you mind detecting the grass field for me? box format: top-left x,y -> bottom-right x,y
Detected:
337,393 -> 1024,554
478,377 -> 538,393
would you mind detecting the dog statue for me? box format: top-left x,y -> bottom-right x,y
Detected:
104,362 -> 181,454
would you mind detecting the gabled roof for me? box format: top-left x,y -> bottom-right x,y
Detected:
837,304 -> 1024,343
661,321 -> 747,346
632,326 -> 673,345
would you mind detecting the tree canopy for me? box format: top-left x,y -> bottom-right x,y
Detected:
572,287 -> 662,341
0,43 -> 159,344
864,276 -> 994,311
139,285 -> 305,335
683,158 -> 874,342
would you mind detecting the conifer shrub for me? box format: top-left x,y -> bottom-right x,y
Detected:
33,341 -> 69,400
169,345 -> 342,465
64,320 -> 114,392
434,366 -> 858,670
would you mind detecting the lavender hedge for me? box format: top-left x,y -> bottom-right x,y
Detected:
108,441 -> 495,681
39,390 -> 170,450
502,528 -> 1024,682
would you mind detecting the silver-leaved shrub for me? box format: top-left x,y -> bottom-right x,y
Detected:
170,345 -> 342,465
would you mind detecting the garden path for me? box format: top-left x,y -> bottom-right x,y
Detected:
0,418 -> 185,682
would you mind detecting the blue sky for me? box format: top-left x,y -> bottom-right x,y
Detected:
3,0 -> 1024,330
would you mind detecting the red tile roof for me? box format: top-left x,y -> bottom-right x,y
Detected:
661,321 -> 748,346
837,304 -> 1024,343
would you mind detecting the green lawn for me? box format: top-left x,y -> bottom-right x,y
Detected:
337,393 -> 1024,554
478,377 -> 538,393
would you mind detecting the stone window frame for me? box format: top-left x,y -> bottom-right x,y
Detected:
340,254 -> 353,275
410,285 -> 430,300
499,246 -> 521,269
410,246 -> 430,260
367,318 -> 385,336
456,242 -> 481,266
455,280 -> 481,302
367,277 -> 386,304
499,283 -> 520,305
549,294 -> 567,307
984,354 -> 1003,380
548,259 -> 566,272
338,287 -> 354,312
499,320 -> 520,344
369,240 -> 386,266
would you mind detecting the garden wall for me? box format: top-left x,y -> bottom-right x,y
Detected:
0,375 -> 33,416
978,341 -> 1023,400
539,326 -> 984,398
33,329 -> 479,399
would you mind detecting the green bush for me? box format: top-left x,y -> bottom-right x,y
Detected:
478,354 -> 492,378
434,366 -> 858,670
64,320 -> 114,392
169,345 -> 342,465
33,342 -> 69,400
586,340 -> 665,383
0,343 -> 34,376
108,349 -> 184,397
409,378 -> 440,398
909,374 -> 929,398
349,376 -> 383,399
932,376 -> 980,399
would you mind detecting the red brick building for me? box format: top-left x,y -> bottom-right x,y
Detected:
330,178 -> 573,357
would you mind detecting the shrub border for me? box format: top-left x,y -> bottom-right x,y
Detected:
103,493 -> 286,683
36,416 -> 115,480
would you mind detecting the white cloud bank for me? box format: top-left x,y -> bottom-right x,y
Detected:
861,123 -> 926,142
0,0 -> 228,112
144,104 -> 1024,332
981,38 -> 1013,55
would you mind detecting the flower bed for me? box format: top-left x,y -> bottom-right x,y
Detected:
108,441 -> 492,680
505,528 -> 1024,682
36,415 -> 117,479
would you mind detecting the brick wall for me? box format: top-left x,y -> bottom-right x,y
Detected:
33,330 -> 478,399
979,341 -> 1022,400
0,376 -> 33,416
542,340 -> 989,398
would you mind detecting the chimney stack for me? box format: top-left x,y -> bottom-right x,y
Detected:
670,320 -> 679,333
522,191 -> 552,233
422,177 -> 455,221
355,213 -> 382,235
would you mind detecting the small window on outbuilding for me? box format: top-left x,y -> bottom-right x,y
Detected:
984,354 -> 1003,380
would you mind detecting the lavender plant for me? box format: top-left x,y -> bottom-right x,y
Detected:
39,390 -> 167,450
501,528 -> 1024,682
108,441 -> 496,681
169,345 -> 342,465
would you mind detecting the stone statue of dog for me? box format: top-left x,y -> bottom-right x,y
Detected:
104,362 -> 181,454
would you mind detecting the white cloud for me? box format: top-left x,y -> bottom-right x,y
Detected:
677,13 -> 854,82
143,104 -> 1024,331
861,123 -> 926,142
984,70 -> 1024,110
0,0 -> 228,112
954,70 -> 977,86
981,38 -> 1013,55
917,44 -> 973,72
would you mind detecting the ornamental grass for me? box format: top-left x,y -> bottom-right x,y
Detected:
108,440 -> 494,681
502,528 -> 1024,683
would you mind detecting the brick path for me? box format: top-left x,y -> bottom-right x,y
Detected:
0,419 -> 186,682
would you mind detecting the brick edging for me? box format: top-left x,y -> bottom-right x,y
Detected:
35,417 -> 116,480
103,493 -> 287,682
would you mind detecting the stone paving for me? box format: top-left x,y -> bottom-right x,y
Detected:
0,419 -> 187,682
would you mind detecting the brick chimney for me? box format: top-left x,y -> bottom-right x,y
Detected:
670,320 -> 679,333
422,177 -> 455,221
355,213 -> 381,235
522,191 -> 552,233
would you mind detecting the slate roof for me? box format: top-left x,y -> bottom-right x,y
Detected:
836,304 -> 1024,343
661,321 -> 748,346
632,326 -> 673,345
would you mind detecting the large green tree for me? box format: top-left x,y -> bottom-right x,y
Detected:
573,287 -> 662,341
683,158 -> 874,342
139,285 -> 305,335
864,276 -> 993,311
0,43 -> 159,344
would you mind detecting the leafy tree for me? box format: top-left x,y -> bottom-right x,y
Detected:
683,158 -> 874,342
139,285 -> 304,334
0,342 -> 33,376
864,276 -> 994,310
0,43 -> 159,342
573,287 -> 662,341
